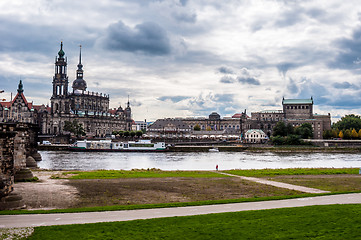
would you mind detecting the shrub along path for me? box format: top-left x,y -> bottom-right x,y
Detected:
216,171 -> 330,194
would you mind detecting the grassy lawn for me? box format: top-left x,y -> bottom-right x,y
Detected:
224,168 -> 359,177
58,169 -> 226,179
27,204 -> 361,240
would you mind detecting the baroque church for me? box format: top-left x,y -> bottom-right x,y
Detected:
0,42 -> 132,139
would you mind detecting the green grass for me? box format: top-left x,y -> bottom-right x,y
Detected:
27,204 -> 361,239
224,168 -> 359,177
60,169 -> 226,179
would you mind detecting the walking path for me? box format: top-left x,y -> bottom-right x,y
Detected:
1,193 -> 360,228
216,172 -> 330,194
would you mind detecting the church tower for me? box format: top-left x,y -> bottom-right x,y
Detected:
50,42 -> 70,115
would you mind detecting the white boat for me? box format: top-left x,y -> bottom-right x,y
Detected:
209,147 -> 219,152
69,139 -> 167,152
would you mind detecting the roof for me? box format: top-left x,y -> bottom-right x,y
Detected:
282,98 -> 313,105
245,129 -> 266,135
259,110 -> 283,113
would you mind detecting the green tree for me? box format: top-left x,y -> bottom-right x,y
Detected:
136,130 -> 143,137
271,135 -> 285,145
343,129 -> 352,139
64,120 -> 86,137
295,123 -> 313,139
285,134 -> 302,145
130,131 -> 136,137
286,123 -> 294,135
123,131 -> 130,137
273,121 -> 287,137
333,114 -> 361,131
323,130 -> 332,139
193,124 -> 201,131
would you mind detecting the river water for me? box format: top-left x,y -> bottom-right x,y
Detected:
38,151 -> 361,171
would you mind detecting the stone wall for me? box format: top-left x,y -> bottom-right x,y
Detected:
0,124 -> 16,198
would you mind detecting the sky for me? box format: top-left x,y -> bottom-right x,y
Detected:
1,0 -> 361,122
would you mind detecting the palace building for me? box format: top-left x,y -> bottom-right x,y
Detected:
148,97 -> 331,139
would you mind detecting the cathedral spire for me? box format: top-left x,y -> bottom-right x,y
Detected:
78,45 -> 83,70
58,41 -> 65,58
72,45 -> 87,92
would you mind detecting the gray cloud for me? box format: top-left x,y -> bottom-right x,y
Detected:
220,76 -> 236,83
330,27 -> 361,69
218,66 -> 234,74
158,96 -> 189,103
277,63 -> 298,76
333,81 -> 358,89
287,77 -> 299,94
103,21 -> 171,55
237,76 -> 260,85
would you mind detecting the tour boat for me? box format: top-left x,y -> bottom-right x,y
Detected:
69,139 -> 167,152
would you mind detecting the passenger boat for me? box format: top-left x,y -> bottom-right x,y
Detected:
69,139 -> 167,152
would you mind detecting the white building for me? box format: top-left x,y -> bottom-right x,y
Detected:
245,129 -> 267,143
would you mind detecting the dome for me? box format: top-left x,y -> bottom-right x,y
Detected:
72,78 -> 87,91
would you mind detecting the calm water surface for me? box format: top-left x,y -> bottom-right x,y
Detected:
38,151 -> 361,171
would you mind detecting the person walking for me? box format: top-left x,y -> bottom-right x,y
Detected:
216,164 -> 218,171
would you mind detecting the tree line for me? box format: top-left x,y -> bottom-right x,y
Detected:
271,121 -> 313,145
323,114 -> 361,139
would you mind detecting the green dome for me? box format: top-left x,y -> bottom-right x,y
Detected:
58,42 -> 65,58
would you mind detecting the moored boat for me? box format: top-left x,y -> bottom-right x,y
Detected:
69,139 -> 167,152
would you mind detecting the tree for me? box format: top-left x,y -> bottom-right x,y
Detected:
271,135 -> 285,145
286,123 -> 294,135
358,129 -> 361,139
130,131 -> 136,137
64,120 -> 86,138
136,130 -> 143,137
285,134 -> 302,145
343,129 -> 352,139
333,114 -> 361,131
338,130 -> 344,139
206,126 -> 212,131
295,123 -> 313,139
273,121 -> 287,137
323,130 -> 333,139
123,131 -> 130,137
351,129 -> 358,139
193,124 -> 201,131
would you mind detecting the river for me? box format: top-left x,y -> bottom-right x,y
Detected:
38,151 -> 361,171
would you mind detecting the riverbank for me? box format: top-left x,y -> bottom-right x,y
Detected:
38,144 -> 361,153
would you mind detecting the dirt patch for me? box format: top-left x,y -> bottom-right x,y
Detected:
66,177 -> 300,208
13,171 -> 79,210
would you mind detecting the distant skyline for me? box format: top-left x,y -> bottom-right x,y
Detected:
1,0 -> 361,122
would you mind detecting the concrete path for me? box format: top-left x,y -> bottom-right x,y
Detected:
217,172 -> 330,194
1,193 -> 360,228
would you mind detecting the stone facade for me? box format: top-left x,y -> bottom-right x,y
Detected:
0,43 -> 133,139
149,98 -> 331,139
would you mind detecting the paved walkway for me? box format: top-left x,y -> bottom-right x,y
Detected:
216,172 -> 330,194
1,193 -> 360,228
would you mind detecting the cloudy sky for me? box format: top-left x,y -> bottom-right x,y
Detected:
1,0 -> 361,121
